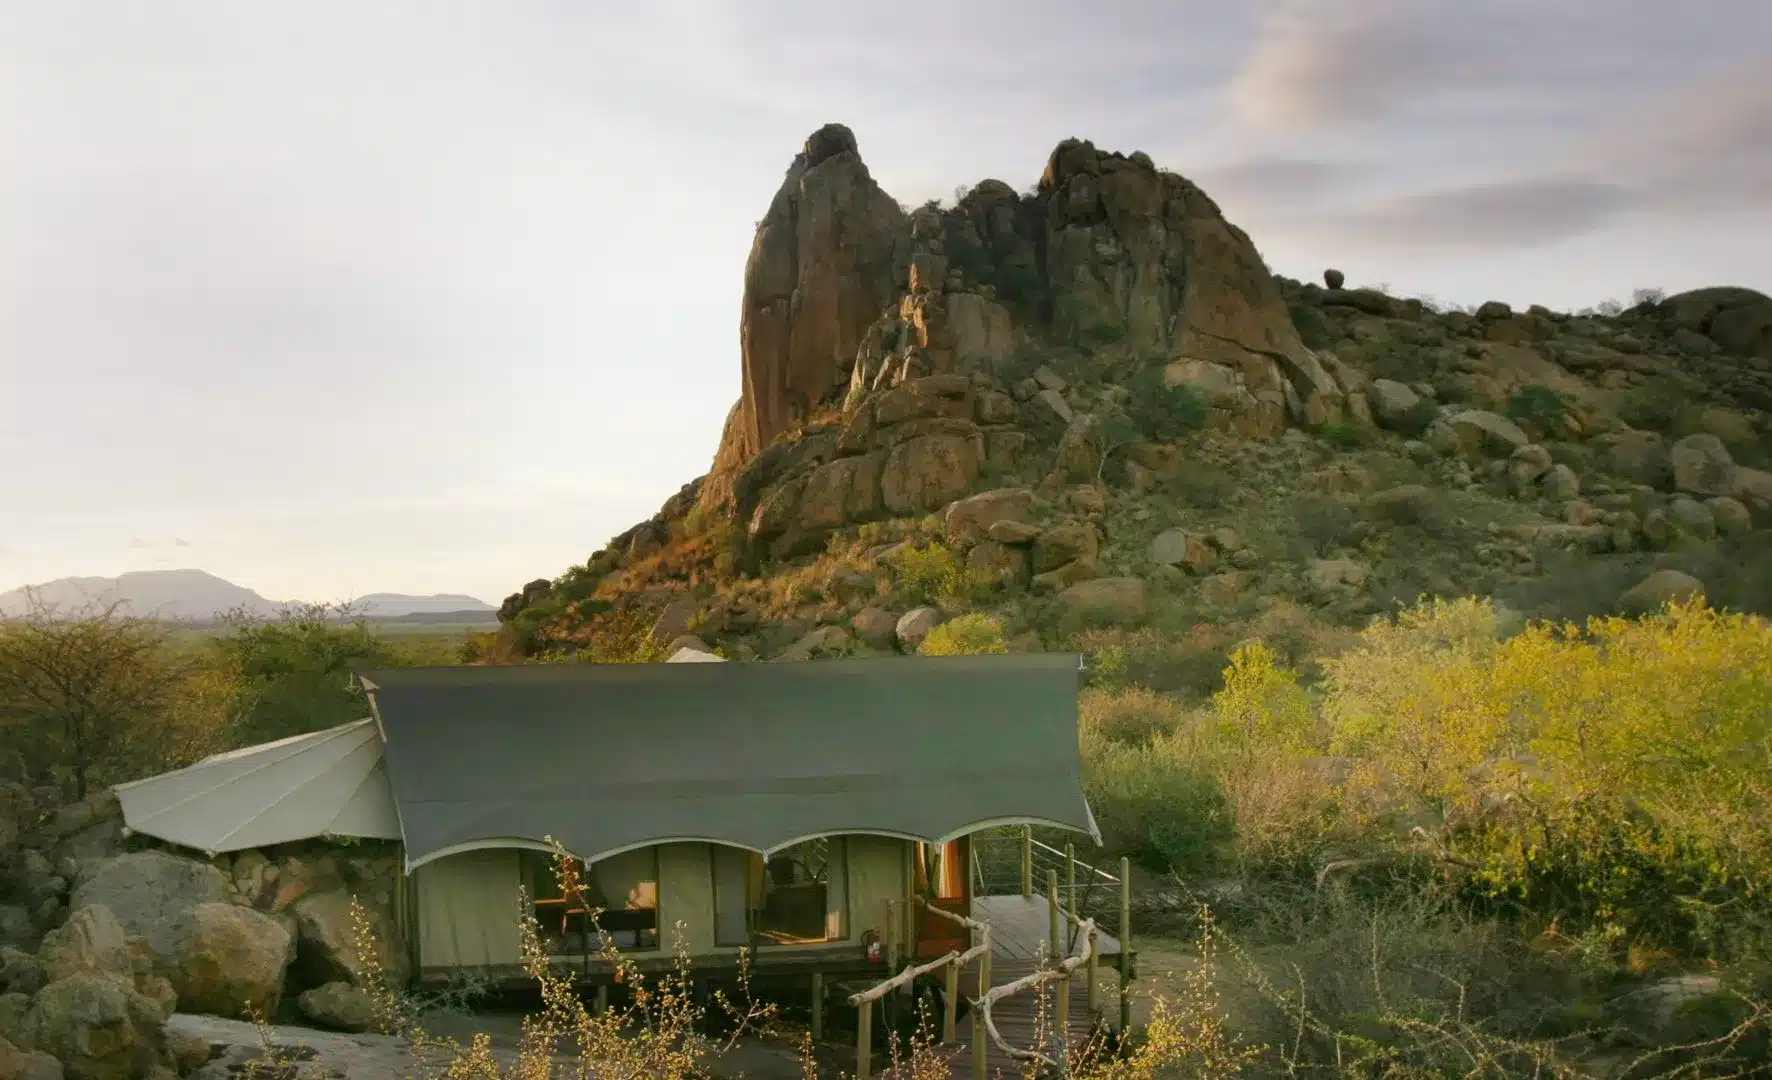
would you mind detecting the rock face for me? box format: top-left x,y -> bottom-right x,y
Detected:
699,126 -> 1348,529
703,123 -> 909,511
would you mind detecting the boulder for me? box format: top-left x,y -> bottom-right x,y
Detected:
0,1034 -> 63,1080
778,625 -> 853,662
1669,433 -> 1735,497
1618,570 -> 1705,617
965,540 -> 1031,586
1032,522 -> 1099,575
1054,578 -> 1147,624
36,908 -> 133,986
880,431 -> 984,515
23,974 -> 167,1080
849,607 -> 899,650
0,949 -> 41,999
167,904 -> 291,1020
296,982 -> 379,1034
894,608 -> 944,652
289,891 -> 407,992
1366,380 -> 1423,430
648,599 -> 701,647
1430,410 -> 1530,459
68,854 -> 227,962
1148,529 -> 1216,573
942,488 -> 1035,544
985,519 -> 1042,545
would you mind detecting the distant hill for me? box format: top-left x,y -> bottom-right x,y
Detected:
0,569 -> 280,620
0,569 -> 491,623
346,593 -> 495,617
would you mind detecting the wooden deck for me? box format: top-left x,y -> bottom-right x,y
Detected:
969,895 -> 1123,964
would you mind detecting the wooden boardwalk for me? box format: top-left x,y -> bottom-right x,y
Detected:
874,894 -> 1121,1079
970,895 -> 1123,963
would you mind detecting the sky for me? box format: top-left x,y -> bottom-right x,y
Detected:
2,1 -> 1769,606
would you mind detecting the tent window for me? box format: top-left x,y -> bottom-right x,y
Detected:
756,838 -> 844,945
522,847 -> 660,955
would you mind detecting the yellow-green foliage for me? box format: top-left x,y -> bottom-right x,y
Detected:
1082,594 -> 1772,956
1327,596 -> 1772,954
885,540 -> 986,608
917,612 -> 1008,656
1207,640 -> 1320,766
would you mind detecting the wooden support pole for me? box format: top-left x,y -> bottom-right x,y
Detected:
885,900 -> 899,969
1046,869 -> 1061,962
943,957 -> 959,1045
972,950 -> 992,1080
594,983 -> 609,1016
1119,855 -> 1132,1037
811,972 -> 824,1043
1056,966 -> 1070,1050
857,998 -> 873,1080
1020,826 -> 1033,898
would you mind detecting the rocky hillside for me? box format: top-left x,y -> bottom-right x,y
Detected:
496,124 -> 1772,673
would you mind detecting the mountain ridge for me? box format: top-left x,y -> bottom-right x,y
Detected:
0,568 -> 494,621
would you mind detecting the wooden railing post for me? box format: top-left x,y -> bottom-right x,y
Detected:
1020,826 -> 1033,898
943,956 -> 959,1044
811,972 -> 824,1042
857,998 -> 873,1079
1066,842 -> 1077,943
1086,925 -> 1099,1015
1046,869 -> 1061,961
1118,855 -> 1132,1037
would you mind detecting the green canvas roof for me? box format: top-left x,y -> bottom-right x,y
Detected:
358,654 -> 1098,871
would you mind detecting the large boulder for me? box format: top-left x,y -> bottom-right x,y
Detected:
1669,433 -> 1736,497
67,854 -> 227,962
942,488 -> 1035,544
1618,570 -> 1706,617
36,908 -> 133,986
1660,286 -> 1772,358
289,891 -> 406,992
168,905 -> 291,1020
295,982 -> 378,1034
1054,577 -> 1148,624
22,974 -> 167,1080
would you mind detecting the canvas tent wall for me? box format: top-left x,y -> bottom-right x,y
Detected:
112,717 -> 401,855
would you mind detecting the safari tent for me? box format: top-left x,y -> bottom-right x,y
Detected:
110,649 -> 1100,989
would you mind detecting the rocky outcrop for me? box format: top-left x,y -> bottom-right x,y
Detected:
698,127 -> 1350,524
699,123 -> 909,512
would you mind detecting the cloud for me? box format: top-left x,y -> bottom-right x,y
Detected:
1226,0 -> 1772,134
1291,178 -> 1637,253
1191,157 -> 1350,209
127,536 -> 196,551
1228,0 -> 1445,131
1577,60 -> 1772,216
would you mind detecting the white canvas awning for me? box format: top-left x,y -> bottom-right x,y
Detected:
112,717 -> 401,855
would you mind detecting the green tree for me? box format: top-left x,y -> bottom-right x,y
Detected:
0,596 -> 198,798
213,602 -> 397,743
